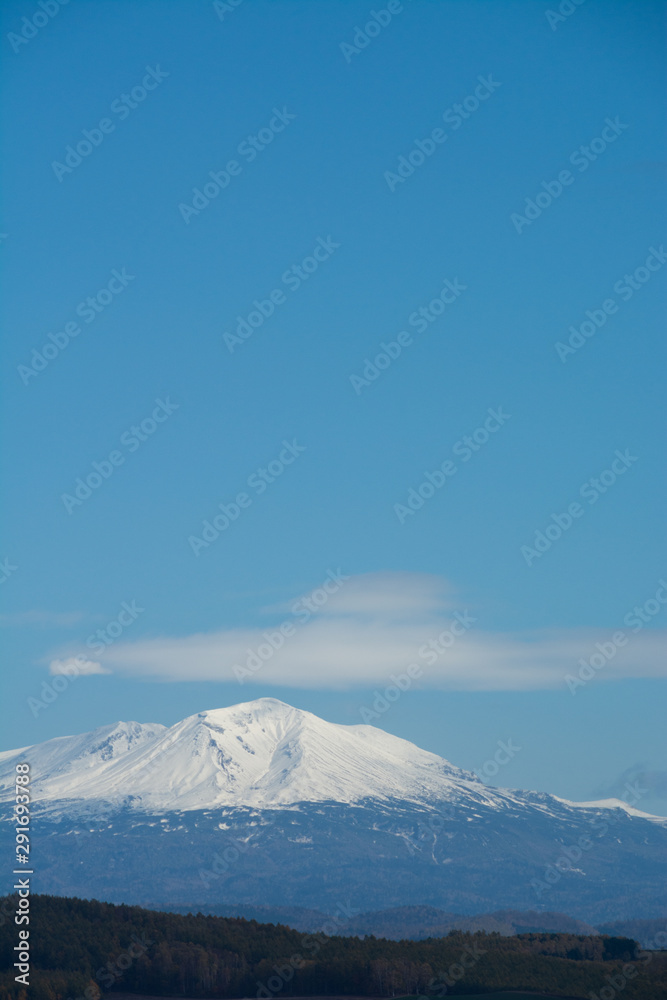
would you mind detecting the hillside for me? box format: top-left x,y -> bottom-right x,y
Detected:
1,699 -> 666,923
1,895 -> 666,1000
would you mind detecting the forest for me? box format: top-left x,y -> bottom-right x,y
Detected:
1,894 -> 666,1000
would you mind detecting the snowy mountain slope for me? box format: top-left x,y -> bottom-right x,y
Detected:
0,719 -> 165,799
1,699 -> 666,922
0,698 -> 664,823
0,698 -> 489,813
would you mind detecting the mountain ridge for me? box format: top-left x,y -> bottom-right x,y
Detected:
1,697 -> 663,821
1,698 -> 666,923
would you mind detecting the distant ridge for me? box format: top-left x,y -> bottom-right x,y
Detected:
158,902 -> 666,948
158,902 -> 600,939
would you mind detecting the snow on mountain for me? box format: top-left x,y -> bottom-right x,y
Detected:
0,719 -> 165,800
552,795 -> 665,822
0,698 -> 663,822
0,698 -> 480,813
2,699 -> 666,921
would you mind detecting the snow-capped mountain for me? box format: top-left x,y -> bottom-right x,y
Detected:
0,719 -> 166,801
0,698 -> 477,813
1,699 -> 665,923
0,697 -> 657,819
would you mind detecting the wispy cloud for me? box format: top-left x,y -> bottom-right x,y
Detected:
1,610 -> 84,628
49,657 -> 111,676
263,571 -> 456,618
592,764 -> 667,802
65,572 -> 666,691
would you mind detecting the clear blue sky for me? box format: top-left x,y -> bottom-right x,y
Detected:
1,0 -> 666,812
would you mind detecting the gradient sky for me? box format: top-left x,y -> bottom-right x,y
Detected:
1,0 -> 666,813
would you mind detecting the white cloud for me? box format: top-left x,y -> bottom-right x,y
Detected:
85,572 -> 667,691
264,571 -> 456,618
49,657 -> 111,677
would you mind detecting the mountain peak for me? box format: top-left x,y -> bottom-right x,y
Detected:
2,701 -> 664,923
2,701 -> 663,825
0,698 -> 477,814
197,697 -> 302,726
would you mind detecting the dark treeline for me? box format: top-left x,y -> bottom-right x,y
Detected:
1,895 -> 666,1000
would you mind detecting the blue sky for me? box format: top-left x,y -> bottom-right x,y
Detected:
1,0 -> 666,813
